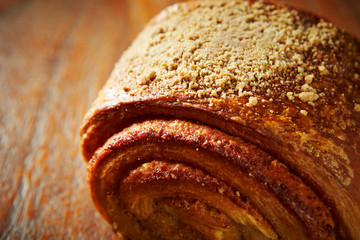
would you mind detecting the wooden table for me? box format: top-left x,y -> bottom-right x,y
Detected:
1,0 -> 359,238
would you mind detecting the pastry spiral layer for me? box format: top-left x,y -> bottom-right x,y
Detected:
81,0 -> 360,239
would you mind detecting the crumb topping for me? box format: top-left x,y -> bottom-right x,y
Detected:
113,0 -> 360,109
304,74 -> 314,84
300,110 -> 308,116
354,103 -> 360,112
246,96 -> 258,107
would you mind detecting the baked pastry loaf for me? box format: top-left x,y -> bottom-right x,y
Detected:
80,0 -> 360,239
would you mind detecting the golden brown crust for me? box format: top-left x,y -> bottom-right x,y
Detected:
81,0 -> 360,239
88,119 -> 335,239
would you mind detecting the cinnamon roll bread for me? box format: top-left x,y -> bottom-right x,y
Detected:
80,0 -> 360,239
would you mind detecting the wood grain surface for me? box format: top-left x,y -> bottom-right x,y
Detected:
0,0 -> 359,239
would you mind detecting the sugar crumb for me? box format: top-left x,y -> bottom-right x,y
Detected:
304,74 -> 314,84
246,97 -> 258,107
286,92 -> 294,101
299,92 -> 319,102
318,65 -> 328,75
301,83 -> 315,92
354,103 -> 360,112
300,110 -> 308,116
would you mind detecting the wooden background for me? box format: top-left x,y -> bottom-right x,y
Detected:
0,0 -> 359,239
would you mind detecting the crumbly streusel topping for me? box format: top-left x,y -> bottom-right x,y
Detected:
112,0 -> 359,109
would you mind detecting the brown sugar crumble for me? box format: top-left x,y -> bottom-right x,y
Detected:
300,110 -> 308,116
113,0 -> 360,109
246,96 -> 258,107
355,103 -> 360,112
